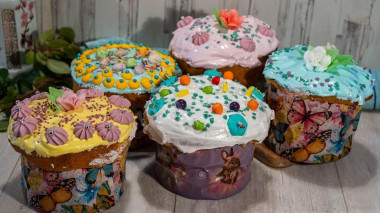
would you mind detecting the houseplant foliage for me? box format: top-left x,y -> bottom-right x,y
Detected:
0,27 -> 80,131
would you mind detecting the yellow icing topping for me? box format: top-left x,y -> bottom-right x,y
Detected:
74,63 -> 84,71
76,70 -> 85,77
102,68 -> 113,77
93,74 -> 103,85
141,77 -> 153,89
116,79 -> 128,89
81,57 -> 92,64
128,79 -> 140,89
82,73 -> 92,82
8,96 -> 136,157
151,76 -> 161,85
87,65 -> 97,72
147,69 -> 156,76
103,77 -> 115,88
122,72 -> 133,80
159,71 -> 166,79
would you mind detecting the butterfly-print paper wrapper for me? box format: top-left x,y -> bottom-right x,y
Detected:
20,156 -> 126,212
155,143 -> 255,200
265,83 -> 362,163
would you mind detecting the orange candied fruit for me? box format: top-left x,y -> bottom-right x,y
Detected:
212,103 -> 223,114
247,100 -> 258,110
223,71 -> 234,80
180,75 -> 191,85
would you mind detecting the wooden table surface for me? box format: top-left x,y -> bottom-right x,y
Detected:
0,111 -> 379,213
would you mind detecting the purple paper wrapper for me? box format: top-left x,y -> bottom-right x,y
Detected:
155,143 -> 255,200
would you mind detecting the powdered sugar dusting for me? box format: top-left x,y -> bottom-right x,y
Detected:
89,146 -> 125,166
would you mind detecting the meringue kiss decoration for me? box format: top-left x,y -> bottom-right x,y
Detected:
12,117 -> 38,137
45,127 -> 69,146
74,121 -> 95,139
108,95 -> 131,108
11,102 -> 31,120
96,121 -> 121,142
177,16 -> 193,28
240,37 -> 256,52
110,109 -> 134,125
192,32 -> 210,46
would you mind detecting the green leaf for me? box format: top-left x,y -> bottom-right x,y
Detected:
295,48 -> 305,56
40,29 -> 56,44
36,51 -> 47,65
46,59 -> 71,74
213,7 -> 228,29
50,51 -> 64,60
47,39 -> 69,49
59,27 -> 75,42
25,51 -> 35,65
0,120 -> 9,132
0,68 -> 9,86
63,47 -> 76,59
326,49 -> 339,61
307,45 -> 314,51
46,87 -> 63,111
336,55 -> 357,66
326,59 -> 340,71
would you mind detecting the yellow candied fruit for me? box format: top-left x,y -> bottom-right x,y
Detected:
74,63 -> 84,71
141,77 -> 153,89
128,79 -> 140,90
93,74 -> 103,85
151,75 -> 161,85
116,78 -> 128,89
82,73 -> 92,82
103,77 -> 116,88
246,86 -> 254,97
87,65 -> 97,72
138,47 -> 149,57
222,82 -> 228,93
102,68 -> 113,77
177,89 -> 189,98
147,69 -> 156,76
122,71 -> 133,80
76,70 -> 85,77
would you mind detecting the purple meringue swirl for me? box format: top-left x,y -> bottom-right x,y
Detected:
11,102 -> 31,120
74,121 -> 95,139
12,117 -> 38,137
96,121 -> 121,142
110,109 -> 134,124
177,16 -> 193,28
30,92 -> 48,101
240,37 -> 256,52
108,95 -> 131,108
192,32 -> 209,46
45,127 -> 69,146
77,88 -> 104,98
134,65 -> 145,75
258,25 -> 274,37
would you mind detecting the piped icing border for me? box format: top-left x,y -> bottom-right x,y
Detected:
144,70 -> 274,153
8,88 -> 137,157
263,45 -> 375,105
71,42 -> 181,94
169,10 -> 279,69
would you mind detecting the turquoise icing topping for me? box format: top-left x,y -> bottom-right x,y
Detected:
248,86 -> 264,102
161,76 -> 178,86
227,114 -> 248,136
148,99 -> 165,115
71,46 -> 182,94
263,45 -> 375,104
204,69 -> 223,77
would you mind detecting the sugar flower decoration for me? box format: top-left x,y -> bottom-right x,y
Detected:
214,8 -> 243,30
56,90 -> 85,111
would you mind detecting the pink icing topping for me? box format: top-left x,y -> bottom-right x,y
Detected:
177,16 -> 194,28
112,62 -> 126,71
12,117 -> 38,137
45,127 -> 69,146
219,9 -> 244,30
110,109 -> 134,124
74,121 -> 95,139
77,88 -> 104,98
240,37 -> 256,52
115,48 -> 127,57
30,92 -> 48,101
192,32 -> 210,46
56,91 -> 86,111
108,95 -> 131,108
258,25 -> 274,37
11,102 -> 31,120
134,65 -> 145,75
96,121 -> 121,142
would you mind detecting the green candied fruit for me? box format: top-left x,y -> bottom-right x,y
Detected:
203,86 -> 213,94
193,120 -> 204,131
160,89 -> 170,97
126,58 -> 137,68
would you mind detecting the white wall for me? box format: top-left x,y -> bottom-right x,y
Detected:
35,0 -> 380,69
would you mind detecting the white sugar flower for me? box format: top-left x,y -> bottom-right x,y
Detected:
304,46 -> 332,71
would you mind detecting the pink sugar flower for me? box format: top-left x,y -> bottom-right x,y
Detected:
56,91 -> 85,111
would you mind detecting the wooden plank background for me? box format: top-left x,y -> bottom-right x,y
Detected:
34,0 -> 380,70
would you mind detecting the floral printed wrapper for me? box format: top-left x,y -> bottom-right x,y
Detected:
20,156 -> 126,213
265,83 -> 362,164
155,143 -> 255,200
